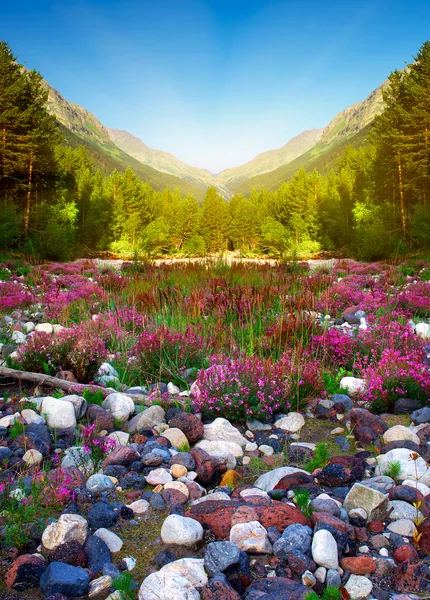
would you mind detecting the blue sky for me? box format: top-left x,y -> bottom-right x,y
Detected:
2,0 -> 430,173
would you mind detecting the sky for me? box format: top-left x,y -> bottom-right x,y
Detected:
2,0 -> 430,173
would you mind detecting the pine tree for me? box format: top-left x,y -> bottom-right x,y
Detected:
200,187 -> 230,253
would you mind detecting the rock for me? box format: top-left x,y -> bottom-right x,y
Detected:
229,521 -> 272,553
159,558 -> 207,588
274,412 -> 305,433
108,431 -> 129,446
161,514 -> 204,546
344,574 -> 373,599
340,557 -> 376,575
245,577 -> 310,600
326,569 -> 341,588
254,466 -> 309,491
85,535 -> 112,575
416,322 -> 430,339
196,439 -> 243,458
331,394 -> 354,411
94,528 -> 123,553
246,419 -> 272,432
42,514 -> 88,551
40,562 -> 90,597
411,406 -> 430,425
190,448 -> 218,485
128,499 -> 150,514
146,468 -> 173,485
394,561 -> 430,593
383,425 -> 420,445
62,394 -> 87,419
273,524 -> 312,559
349,408 -> 388,435
393,544 -> 419,563
86,474 -> 115,494
169,412 -> 204,443
387,519 -> 416,536
87,404 -> 116,432
171,464 -> 188,478
21,408 -> 45,425
36,322 -> 54,334
311,529 -> 338,569
200,577 -> 241,600
87,502 -> 118,530
163,427 -> 189,449
103,393 -> 135,422
375,448 -> 430,485
394,398 -> 422,414
203,418 -> 247,446
40,397 -> 77,429
5,554 -> 46,590
22,448 -> 43,465
128,405 -> 165,431
339,377 -> 365,394
204,541 -> 241,576
390,500 -> 423,521
103,446 -> 140,467
51,540 -> 87,567
88,575 -> 113,599
259,444 -> 274,456
139,572 -> 199,600
11,330 -> 26,343
344,482 -> 391,523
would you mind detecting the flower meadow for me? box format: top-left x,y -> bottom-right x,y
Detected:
1,257 -> 430,418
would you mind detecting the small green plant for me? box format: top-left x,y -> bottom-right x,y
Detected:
82,388 -> 105,406
113,572 -> 135,600
8,420 -> 25,440
177,440 -> 191,452
305,442 -> 330,472
384,459 -> 402,483
305,586 -> 342,600
114,417 -> 123,430
293,488 -> 313,518
52,389 -> 65,399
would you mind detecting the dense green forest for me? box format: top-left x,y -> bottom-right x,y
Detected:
1,40 -> 430,261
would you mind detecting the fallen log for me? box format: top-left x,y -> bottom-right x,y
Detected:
0,366 -> 115,396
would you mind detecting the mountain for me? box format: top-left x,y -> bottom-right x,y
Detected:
233,82 -> 386,195
216,129 -> 323,189
43,81 -> 205,199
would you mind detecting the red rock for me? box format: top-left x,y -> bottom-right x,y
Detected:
5,554 -> 46,590
354,527 -> 369,543
124,490 -> 142,503
52,540 -> 87,568
342,305 -> 360,318
340,557 -> 376,575
274,472 -> 316,492
394,545 -> 419,564
185,500 -> 240,539
349,408 -> 388,435
162,488 -> 188,505
190,448 -> 218,485
246,577 -> 310,600
47,466 -> 86,490
200,580 -> 241,600
86,404 -> 115,432
419,518 -> 430,554
184,481 -> 203,500
368,520 -> 385,533
311,511 -> 355,539
394,561 -> 430,593
231,505 -> 259,526
257,501 -> 308,531
103,446 -> 140,467
168,412 -> 204,443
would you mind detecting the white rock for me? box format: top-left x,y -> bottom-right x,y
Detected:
35,323 -> 54,334
42,514 -> 88,550
259,444 -> 274,456
195,439 -> 243,458
390,500 -> 423,521
94,528 -> 123,552
202,449 -> 237,470
127,499 -> 150,514
375,448 -> 430,486
0,414 -> 17,427
240,488 -> 270,501
11,330 -> 26,344
274,412 -> 305,433
128,405 -> 165,431
167,382 -> 181,395
203,418 -> 248,446
62,446 -> 94,475
146,468 -> 173,486
97,362 -> 119,378
339,377 -> 365,394
21,408 -> 44,425
164,481 -> 190,499
159,558 -> 207,588
163,428 -> 189,449
192,492 -> 231,505
23,449 -> 43,465
86,474 -> 115,493
246,442 -> 258,452
254,466 -> 309,491
138,572 -> 199,600
416,322 -> 430,339
23,322 -> 35,333
161,514 -> 204,546
314,566 -> 327,583
41,397 -> 77,429
229,521 -> 272,553
383,425 -> 420,445
311,529 -> 338,569
107,431 -> 130,446
88,575 -> 113,599
103,393 -> 135,421
344,575 -> 373,599
387,519 -> 416,536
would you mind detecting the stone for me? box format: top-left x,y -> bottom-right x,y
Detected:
340,557 -> 376,575
107,431 -> 129,446
411,406 -> 430,425
375,448 -> 430,485
85,535 -> 112,575
11,330 -> 26,343
42,514 -> 88,551
394,398 -> 422,414
103,446 -> 140,467
87,404 -> 116,432
326,569 -> 341,588
94,528 -> 123,553
146,468 -> 173,485
51,540 -> 87,567
200,577 -> 241,600
88,575 -> 113,600
40,562 -> 90,597
161,514 -> 204,546
169,412 -> 204,443
5,554 -> 46,590
22,448 -> 43,465
344,575 -> 373,599
21,408 -> 45,425
163,427 -> 189,448
349,407 -> 388,434
36,322 -> 54,334
190,447 -> 218,485
387,519 -> 416,536
128,405 -> 165,431
383,425 -> 420,445
393,544 -> 419,563
390,500 -> 423,521
339,377 -> 365,394
196,439 -> 243,458
103,393 -> 135,421
274,412 -> 305,433
246,419 -> 272,431
311,529 -> 338,569
203,418 -> 247,446
254,466 -> 309,491
259,444 -> 274,456
394,560 -> 430,593
127,499 -> 150,514
159,558 -> 208,588
273,524 -> 312,559
229,521 -> 272,553
171,464 -> 188,478
40,397 -> 77,429
344,482 -> 391,523
86,474 -> 115,494
204,541 -> 241,576
416,322 -> 430,339
61,395 -> 87,419
87,502 -> 118,530
138,572 -> 199,600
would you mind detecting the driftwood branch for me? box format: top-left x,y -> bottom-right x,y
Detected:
0,366 -> 115,396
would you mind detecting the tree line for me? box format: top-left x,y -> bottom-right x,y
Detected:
1,40 -> 430,261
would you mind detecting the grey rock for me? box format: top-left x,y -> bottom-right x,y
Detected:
40,562 -> 90,597
411,407 -> 430,425
204,541 -> 240,576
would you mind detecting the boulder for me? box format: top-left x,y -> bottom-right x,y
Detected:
375,448 -> 430,485
274,412 -> 305,433
311,529 -> 338,569
40,397 -> 77,429
42,514 -> 88,551
344,482 -> 391,523
254,466 -> 309,491
103,393 -> 135,422
229,521 -> 272,553
203,418 -> 247,446
40,562 -> 90,597
383,425 -> 420,445
161,514 -> 204,546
